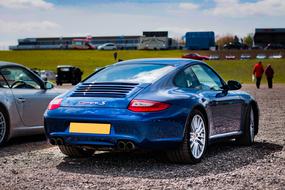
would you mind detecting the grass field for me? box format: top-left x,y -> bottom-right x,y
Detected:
0,50 -> 284,83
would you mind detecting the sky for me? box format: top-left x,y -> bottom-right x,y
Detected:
0,0 -> 284,49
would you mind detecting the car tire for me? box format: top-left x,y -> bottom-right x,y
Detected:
236,105 -> 255,146
166,109 -> 208,164
58,145 -> 95,157
0,107 -> 9,146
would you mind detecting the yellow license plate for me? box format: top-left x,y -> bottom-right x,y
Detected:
69,122 -> 111,134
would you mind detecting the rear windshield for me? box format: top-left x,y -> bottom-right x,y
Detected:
84,63 -> 174,83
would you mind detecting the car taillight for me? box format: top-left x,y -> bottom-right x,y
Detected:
48,98 -> 63,110
128,100 -> 170,112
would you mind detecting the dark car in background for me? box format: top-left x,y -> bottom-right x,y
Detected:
182,53 -> 209,60
223,42 -> 248,50
56,65 -> 83,86
264,43 -> 284,50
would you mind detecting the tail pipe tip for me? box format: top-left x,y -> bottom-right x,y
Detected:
125,141 -> 135,151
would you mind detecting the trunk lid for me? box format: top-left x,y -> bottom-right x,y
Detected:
61,82 -> 149,108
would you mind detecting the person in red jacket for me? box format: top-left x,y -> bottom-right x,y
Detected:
265,64 -> 274,88
253,61 -> 264,88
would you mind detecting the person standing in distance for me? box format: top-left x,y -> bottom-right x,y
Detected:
113,51 -> 118,61
253,61 -> 264,89
265,64 -> 274,89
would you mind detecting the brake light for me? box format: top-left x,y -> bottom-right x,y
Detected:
128,100 -> 170,112
48,98 -> 63,110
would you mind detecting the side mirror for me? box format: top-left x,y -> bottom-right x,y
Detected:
227,80 -> 242,90
45,81 -> 54,90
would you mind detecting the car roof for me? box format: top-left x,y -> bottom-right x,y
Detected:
114,58 -> 202,68
0,61 -> 22,67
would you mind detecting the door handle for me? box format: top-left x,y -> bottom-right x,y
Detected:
17,98 -> 26,103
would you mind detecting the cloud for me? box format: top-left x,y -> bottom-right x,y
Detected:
178,2 -> 199,10
0,20 -> 59,34
209,0 -> 285,17
0,0 -> 54,10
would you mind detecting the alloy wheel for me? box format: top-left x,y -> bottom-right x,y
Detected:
0,112 -> 6,143
189,114 -> 206,159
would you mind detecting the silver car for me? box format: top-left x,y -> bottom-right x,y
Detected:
0,61 -> 66,145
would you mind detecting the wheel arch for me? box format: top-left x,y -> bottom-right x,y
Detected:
185,104 -> 209,137
192,105 -> 209,127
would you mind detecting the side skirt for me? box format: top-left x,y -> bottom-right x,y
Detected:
208,131 -> 242,144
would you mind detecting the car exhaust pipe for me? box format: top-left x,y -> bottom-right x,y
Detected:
125,141 -> 135,151
117,141 -> 126,150
49,138 -> 56,145
56,138 -> 64,145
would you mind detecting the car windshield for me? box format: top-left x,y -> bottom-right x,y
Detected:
85,63 -> 174,83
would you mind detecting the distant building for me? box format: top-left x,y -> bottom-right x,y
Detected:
254,28 -> 285,48
9,35 -> 141,50
138,31 -> 178,50
10,32 -> 180,50
185,31 -> 215,50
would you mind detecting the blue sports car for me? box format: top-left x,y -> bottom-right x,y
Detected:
44,58 -> 259,163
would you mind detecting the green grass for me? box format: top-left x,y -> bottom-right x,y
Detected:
0,50 -> 284,83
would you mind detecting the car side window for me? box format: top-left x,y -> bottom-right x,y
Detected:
0,73 -> 9,88
1,67 -> 42,89
174,67 -> 199,88
191,64 -> 223,91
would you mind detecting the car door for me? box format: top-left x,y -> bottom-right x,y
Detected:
106,44 -> 114,50
1,66 -> 56,127
190,64 -> 244,136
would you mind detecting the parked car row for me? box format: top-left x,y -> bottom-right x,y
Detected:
182,53 -> 283,60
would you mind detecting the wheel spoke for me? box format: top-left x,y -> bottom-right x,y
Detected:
196,124 -> 204,134
190,132 -> 195,141
193,143 -> 198,157
197,131 -> 205,138
196,138 -> 204,146
194,116 -> 199,130
190,141 -> 195,149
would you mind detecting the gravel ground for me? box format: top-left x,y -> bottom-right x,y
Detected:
0,84 -> 284,190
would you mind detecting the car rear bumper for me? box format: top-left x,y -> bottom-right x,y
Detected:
44,107 -> 188,150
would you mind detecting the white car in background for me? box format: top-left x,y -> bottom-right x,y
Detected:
225,55 -> 236,60
209,55 -> 220,60
268,54 -> 282,59
97,43 -> 117,50
256,54 -> 267,59
40,70 -> 56,81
